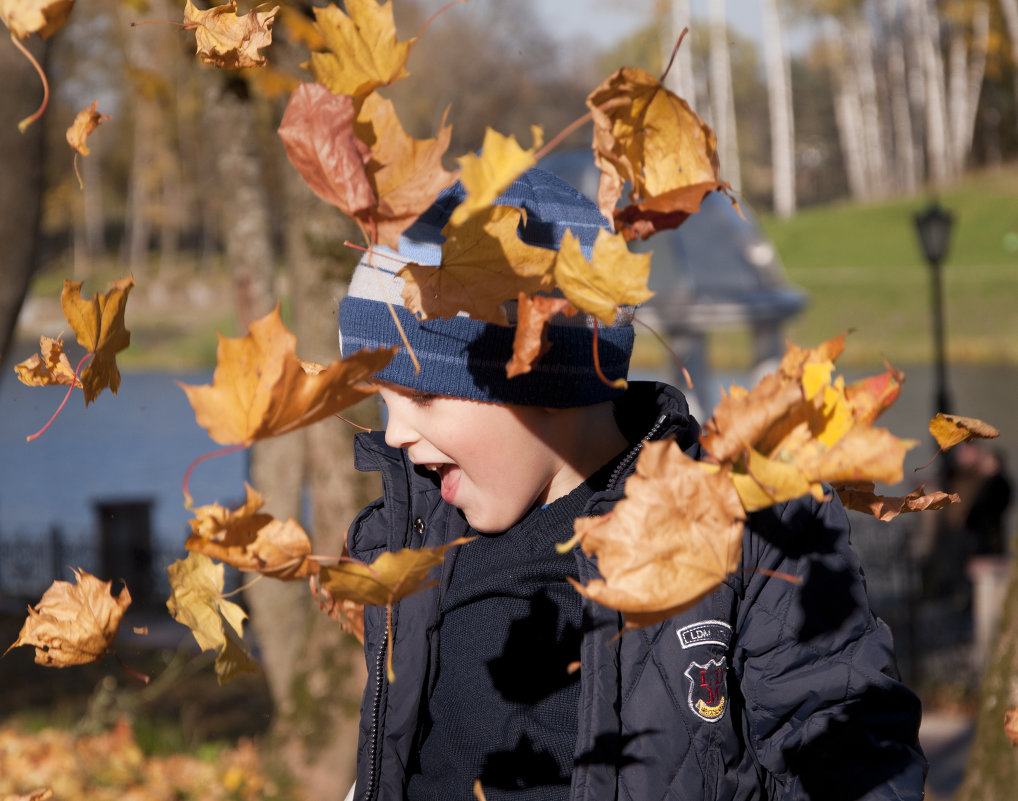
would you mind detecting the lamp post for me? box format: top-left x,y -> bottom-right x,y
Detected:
913,200 -> 955,417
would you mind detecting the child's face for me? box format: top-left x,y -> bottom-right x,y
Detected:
376,384 -> 575,533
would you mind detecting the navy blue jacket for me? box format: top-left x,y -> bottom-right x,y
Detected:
346,382 -> 927,800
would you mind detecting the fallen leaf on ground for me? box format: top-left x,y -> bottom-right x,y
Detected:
183,0 -> 278,70
60,276 -> 133,404
180,305 -> 395,445
560,440 -> 745,629
929,413 -> 1000,451
14,336 -> 82,388
5,569 -> 130,667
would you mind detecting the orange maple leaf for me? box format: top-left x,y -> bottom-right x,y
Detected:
587,66 -> 730,241
186,483 -> 316,579
5,569 -> 131,667
505,293 -> 577,378
65,101 -> 109,157
60,276 -> 133,404
929,413 -> 1000,451
318,537 -> 473,679
180,305 -> 395,446
306,0 -> 414,98
278,82 -> 376,220
183,0 -> 278,71
552,228 -> 653,325
449,126 -> 543,227
14,336 -> 83,388
354,91 -> 456,248
560,440 -> 745,629
399,205 -> 556,324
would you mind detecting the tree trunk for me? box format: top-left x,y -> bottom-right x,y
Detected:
761,0 -> 795,217
955,559 -> 1018,799
953,2 -> 989,173
919,2 -> 951,184
1003,0 -> 1018,127
882,0 -> 918,194
903,0 -> 930,184
709,0 -> 741,191
830,23 -> 868,202
850,20 -> 890,198
0,36 -> 47,375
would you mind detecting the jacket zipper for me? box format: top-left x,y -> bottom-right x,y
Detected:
606,413 -> 668,491
364,623 -> 388,801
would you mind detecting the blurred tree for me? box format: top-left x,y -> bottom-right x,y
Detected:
762,0 -> 797,217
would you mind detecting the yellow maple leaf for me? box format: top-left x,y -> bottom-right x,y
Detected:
180,305 -> 395,446
0,0 -> 74,39
183,0 -> 278,71
552,228 -> 653,325
449,127 -> 543,227
399,205 -> 556,324
929,413 -> 1000,451
60,276 -> 133,404
5,568 -> 131,667
306,0 -> 414,98
14,336 -> 83,388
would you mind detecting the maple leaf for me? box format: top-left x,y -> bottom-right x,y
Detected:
14,336 -> 82,388
306,0 -> 414,98
560,440 -> 745,629
5,569 -> 130,667
449,126 -> 544,227
180,305 -> 395,446
553,228 -> 653,325
65,101 -> 109,157
587,66 -> 729,241
165,552 -> 257,684
505,293 -> 577,378
834,481 -> 958,522
354,91 -> 455,248
318,537 -> 473,679
60,276 -> 133,404
0,0 -> 74,39
278,82 -> 376,220
929,413 -> 1000,451
399,205 -> 556,324
186,483 -> 316,579
183,0 -> 278,71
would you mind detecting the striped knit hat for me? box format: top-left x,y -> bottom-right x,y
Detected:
338,167 -> 634,407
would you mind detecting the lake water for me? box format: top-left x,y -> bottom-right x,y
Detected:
1,363 -> 1015,547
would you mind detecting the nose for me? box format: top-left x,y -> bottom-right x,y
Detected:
380,392 -> 418,450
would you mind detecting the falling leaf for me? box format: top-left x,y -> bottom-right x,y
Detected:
560,440 -> 745,629
59,276 -> 133,404
14,336 -> 83,388
65,101 -> 109,156
0,0 -> 75,39
1005,708 -> 1018,747
278,82 -> 376,220
186,483 -> 316,579
929,413 -> 1000,451
354,91 -> 455,248
306,0 -> 414,98
835,482 -> 958,522
505,293 -> 577,378
586,66 -> 729,240
2,790 -> 54,801
552,228 -> 653,325
843,362 -> 904,425
165,552 -> 257,684
449,126 -> 543,227
5,569 -> 130,667
183,0 -> 278,71
399,205 -> 556,324
180,305 -> 395,446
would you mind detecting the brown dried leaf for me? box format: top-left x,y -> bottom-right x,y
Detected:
835,482 -> 959,522
1005,707 -> 1018,747
180,305 -> 395,446
183,0 -> 278,71
561,440 -> 745,629
399,205 -> 556,324
929,413 -> 1000,452
1,0 -> 74,39
65,101 -> 110,156
505,293 -> 577,378
60,276 -> 133,404
5,569 -> 130,667
14,336 -> 83,388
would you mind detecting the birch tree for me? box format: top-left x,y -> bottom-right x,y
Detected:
762,0 -> 797,216
709,0 -> 742,190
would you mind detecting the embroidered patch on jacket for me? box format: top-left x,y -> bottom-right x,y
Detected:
684,657 -> 728,723
676,619 -> 732,650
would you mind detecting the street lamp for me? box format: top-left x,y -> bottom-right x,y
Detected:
913,200 -> 955,417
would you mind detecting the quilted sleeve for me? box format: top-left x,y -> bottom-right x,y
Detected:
732,494 -> 928,801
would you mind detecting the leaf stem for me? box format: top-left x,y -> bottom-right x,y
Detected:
222,573 -> 262,598
181,443 -> 249,508
26,352 -> 93,442
659,27 -> 689,85
533,110 -> 593,163
632,314 -> 693,389
11,32 -> 50,132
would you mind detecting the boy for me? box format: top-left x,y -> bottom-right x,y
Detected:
336,168 -> 926,800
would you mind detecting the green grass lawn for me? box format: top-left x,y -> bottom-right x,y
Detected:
757,164 -> 1018,366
